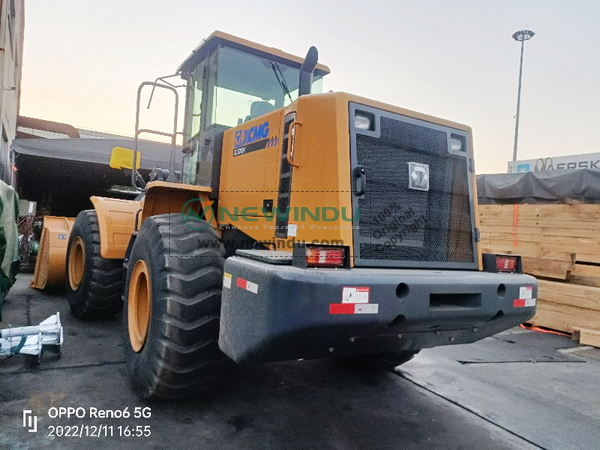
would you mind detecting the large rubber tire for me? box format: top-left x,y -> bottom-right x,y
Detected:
65,210 -> 124,319
123,214 -> 225,400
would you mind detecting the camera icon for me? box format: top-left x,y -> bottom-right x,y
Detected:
23,410 -> 38,433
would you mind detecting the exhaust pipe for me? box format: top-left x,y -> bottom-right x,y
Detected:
299,46 -> 318,96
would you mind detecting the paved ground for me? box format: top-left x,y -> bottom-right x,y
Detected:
1,274 -> 599,450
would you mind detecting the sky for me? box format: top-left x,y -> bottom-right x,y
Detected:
19,0 -> 600,174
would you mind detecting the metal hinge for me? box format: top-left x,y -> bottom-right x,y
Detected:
468,158 -> 475,173
474,228 -> 481,242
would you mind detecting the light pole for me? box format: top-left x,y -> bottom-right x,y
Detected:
512,29 -> 535,162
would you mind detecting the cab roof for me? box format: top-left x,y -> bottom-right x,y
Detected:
177,31 -> 331,77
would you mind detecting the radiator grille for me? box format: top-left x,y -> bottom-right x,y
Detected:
352,112 -> 475,267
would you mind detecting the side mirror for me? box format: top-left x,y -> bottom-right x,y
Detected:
110,147 -> 140,170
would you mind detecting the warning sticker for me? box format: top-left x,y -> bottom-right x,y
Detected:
246,281 -> 259,294
330,303 -> 379,314
223,273 -> 232,289
342,287 -> 370,304
354,304 -> 379,314
519,286 -> 533,299
525,298 -> 536,307
236,277 -> 259,294
514,298 -> 536,308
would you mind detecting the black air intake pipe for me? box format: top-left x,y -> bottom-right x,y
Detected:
299,46 -> 318,96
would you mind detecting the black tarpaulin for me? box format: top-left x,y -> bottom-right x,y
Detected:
12,138 -> 184,217
477,169 -> 600,204
12,138 -> 182,171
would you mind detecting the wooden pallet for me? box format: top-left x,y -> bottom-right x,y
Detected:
572,328 -> 600,348
570,264 -> 600,287
525,280 -> 600,340
480,204 -> 600,341
479,204 -> 600,264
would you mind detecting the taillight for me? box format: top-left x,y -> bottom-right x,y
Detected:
496,255 -> 518,272
482,253 -> 522,273
306,246 -> 345,268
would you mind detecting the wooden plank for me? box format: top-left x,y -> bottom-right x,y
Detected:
538,280 -> 600,312
480,241 -> 600,264
571,264 -> 600,276
521,255 -> 575,280
480,231 -> 600,250
479,204 -> 600,222
481,245 -> 574,261
479,211 -> 600,223
479,204 -> 600,264
529,301 -> 600,333
480,218 -> 600,231
570,264 -> 600,287
481,243 -> 600,263
579,329 -> 600,348
481,229 -> 600,243
479,225 -> 600,239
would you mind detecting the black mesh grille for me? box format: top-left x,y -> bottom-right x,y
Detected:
354,115 -> 474,265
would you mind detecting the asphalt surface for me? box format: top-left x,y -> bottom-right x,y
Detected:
1,274 -> 599,450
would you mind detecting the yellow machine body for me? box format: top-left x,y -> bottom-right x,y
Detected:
90,197 -> 143,259
37,31 -> 483,292
32,182 -> 213,289
218,92 -> 481,268
44,92 -> 480,272
90,182 -> 212,260
31,216 -> 75,289
139,181 -> 212,224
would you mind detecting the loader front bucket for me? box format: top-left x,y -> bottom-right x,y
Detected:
30,217 -> 75,290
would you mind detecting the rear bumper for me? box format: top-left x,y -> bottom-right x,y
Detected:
219,257 -> 537,364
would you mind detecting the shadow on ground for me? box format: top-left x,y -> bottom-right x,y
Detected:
0,275 -> 546,449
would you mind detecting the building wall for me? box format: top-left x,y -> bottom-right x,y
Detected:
0,0 -> 24,184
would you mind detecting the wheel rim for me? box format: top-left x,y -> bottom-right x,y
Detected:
128,260 -> 152,352
68,236 -> 85,291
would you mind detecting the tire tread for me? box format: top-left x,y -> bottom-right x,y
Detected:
124,214 -> 225,399
66,210 -> 123,319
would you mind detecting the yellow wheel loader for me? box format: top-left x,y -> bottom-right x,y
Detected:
65,31 -> 537,399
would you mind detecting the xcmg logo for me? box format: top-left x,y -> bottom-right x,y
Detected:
234,121 -> 270,148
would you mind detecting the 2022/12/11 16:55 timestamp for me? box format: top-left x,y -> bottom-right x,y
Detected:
47,424 -> 151,438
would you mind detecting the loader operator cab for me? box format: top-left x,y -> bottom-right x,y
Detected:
177,31 -> 329,191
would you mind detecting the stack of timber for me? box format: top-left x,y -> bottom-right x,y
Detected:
479,204 -> 600,347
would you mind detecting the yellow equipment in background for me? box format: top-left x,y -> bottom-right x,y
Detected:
30,217 -> 75,290
30,148 -> 141,291
109,147 -> 140,170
